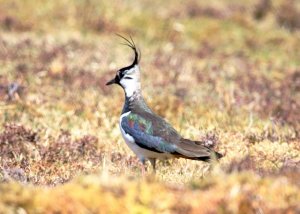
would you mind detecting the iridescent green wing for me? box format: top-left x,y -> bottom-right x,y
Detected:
121,113 -> 178,153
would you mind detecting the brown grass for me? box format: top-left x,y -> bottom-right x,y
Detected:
0,0 -> 299,213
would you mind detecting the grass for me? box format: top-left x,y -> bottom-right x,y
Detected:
0,0 -> 299,213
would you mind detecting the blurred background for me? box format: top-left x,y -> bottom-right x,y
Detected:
0,0 -> 299,213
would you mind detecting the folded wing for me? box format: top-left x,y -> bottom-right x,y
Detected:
121,112 -> 222,161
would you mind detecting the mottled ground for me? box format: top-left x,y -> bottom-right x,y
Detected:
0,0 -> 299,213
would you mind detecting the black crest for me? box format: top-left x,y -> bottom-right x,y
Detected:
116,34 -> 140,69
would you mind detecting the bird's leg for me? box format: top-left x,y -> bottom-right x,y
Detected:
149,158 -> 156,174
140,158 -> 146,176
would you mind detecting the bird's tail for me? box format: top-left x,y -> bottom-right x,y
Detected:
195,149 -> 223,162
175,138 -> 223,162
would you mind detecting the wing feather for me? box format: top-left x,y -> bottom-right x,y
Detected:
121,115 -> 177,153
121,112 -> 222,160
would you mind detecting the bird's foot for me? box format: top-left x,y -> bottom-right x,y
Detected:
139,158 -> 147,177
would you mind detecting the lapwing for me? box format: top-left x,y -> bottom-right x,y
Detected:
106,35 -> 223,173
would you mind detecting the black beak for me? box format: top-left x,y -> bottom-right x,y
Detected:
106,78 -> 116,85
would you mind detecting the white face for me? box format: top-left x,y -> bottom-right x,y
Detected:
119,65 -> 141,97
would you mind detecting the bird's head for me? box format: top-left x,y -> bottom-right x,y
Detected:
106,35 -> 141,97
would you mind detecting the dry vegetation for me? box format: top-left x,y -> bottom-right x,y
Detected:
0,0 -> 299,213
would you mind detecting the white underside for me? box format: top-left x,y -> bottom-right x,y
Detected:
119,111 -> 174,161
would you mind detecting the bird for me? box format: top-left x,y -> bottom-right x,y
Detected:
106,35 -> 223,174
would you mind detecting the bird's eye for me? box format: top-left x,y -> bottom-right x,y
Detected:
124,76 -> 133,80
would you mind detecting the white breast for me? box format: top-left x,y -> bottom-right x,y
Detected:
119,111 -> 174,160
119,111 -> 143,158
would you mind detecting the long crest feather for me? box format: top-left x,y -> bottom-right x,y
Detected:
116,34 -> 139,65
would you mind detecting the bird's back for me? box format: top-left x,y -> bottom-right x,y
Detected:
125,96 -> 222,159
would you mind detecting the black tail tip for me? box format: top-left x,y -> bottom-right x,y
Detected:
200,151 -> 223,162
195,151 -> 223,162
214,151 -> 223,159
